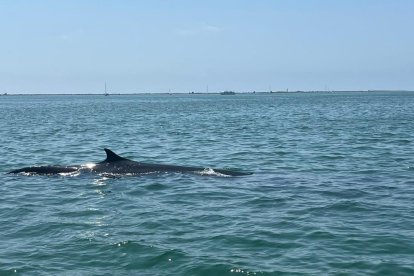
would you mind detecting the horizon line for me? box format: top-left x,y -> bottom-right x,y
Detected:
2,90 -> 414,96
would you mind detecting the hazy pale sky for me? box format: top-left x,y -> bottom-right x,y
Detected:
0,0 -> 413,93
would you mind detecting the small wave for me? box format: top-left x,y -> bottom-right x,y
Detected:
59,171 -> 81,177
98,171 -> 157,178
196,168 -> 231,177
145,183 -> 168,191
12,170 -> 80,177
230,268 -> 258,275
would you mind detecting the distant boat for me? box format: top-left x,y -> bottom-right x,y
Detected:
220,91 -> 236,95
104,82 -> 109,96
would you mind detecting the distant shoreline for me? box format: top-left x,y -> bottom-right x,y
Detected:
1,90 -> 413,96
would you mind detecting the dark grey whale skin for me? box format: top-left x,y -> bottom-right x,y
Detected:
8,148 -> 252,177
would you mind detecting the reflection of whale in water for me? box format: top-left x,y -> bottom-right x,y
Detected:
8,148 -> 253,177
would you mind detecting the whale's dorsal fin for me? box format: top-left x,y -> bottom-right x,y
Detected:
103,148 -> 129,162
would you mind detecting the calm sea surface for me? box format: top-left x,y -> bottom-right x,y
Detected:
1,92 -> 413,275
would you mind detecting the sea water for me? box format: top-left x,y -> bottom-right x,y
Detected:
1,92 -> 413,275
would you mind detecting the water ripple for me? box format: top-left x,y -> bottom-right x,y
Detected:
1,93 -> 414,274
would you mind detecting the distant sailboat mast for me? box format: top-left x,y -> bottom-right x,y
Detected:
104,82 -> 109,96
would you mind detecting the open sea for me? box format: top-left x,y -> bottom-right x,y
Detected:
1,92 -> 413,275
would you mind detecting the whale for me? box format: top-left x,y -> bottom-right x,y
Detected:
8,148 -> 252,177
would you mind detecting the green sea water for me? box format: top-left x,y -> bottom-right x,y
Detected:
1,92 -> 413,275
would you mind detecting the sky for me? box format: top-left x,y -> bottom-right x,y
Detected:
0,0 -> 413,94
